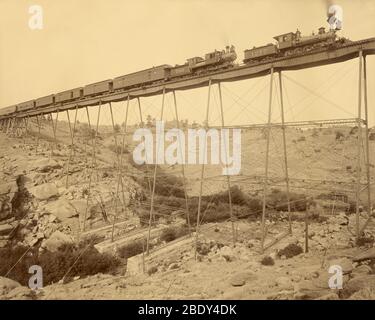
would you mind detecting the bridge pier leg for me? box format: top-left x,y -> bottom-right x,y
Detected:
137,97 -> 152,194
23,116 -> 29,145
111,95 -> 130,242
278,71 -> 292,235
11,118 -> 17,137
355,51 -> 364,242
47,112 -> 57,159
195,78 -> 212,260
12,118 -> 18,137
172,90 -> 192,236
146,88 -> 166,254
109,101 -> 120,241
35,114 -> 42,154
359,54 -> 373,236
53,111 -> 59,151
261,67 -> 274,253
217,82 -> 236,245
6,117 -> 12,135
65,106 -> 78,188
82,104 -> 99,232
14,118 -> 20,138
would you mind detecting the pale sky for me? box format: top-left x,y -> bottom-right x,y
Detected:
1,0 -> 375,126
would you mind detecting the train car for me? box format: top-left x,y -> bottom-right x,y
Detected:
274,27 -> 337,55
17,100 -> 35,112
55,88 -> 83,103
0,105 -> 17,117
243,44 -> 278,63
113,65 -> 170,91
169,64 -> 191,78
83,80 -> 113,97
188,46 -> 237,71
36,94 -> 55,108
244,27 -> 341,64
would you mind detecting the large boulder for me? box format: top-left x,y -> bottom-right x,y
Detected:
0,182 -> 18,222
0,277 -> 21,296
45,199 -> 78,221
29,158 -> 62,173
351,264 -> 372,277
349,287 -> 375,299
353,247 -> 375,262
29,183 -> 59,201
229,271 -> 257,287
327,257 -> 353,274
70,199 -> 93,219
0,195 -> 13,222
3,286 -> 34,300
0,223 -> 13,236
0,182 -> 18,196
293,280 -> 332,300
41,230 -> 74,252
343,275 -> 375,298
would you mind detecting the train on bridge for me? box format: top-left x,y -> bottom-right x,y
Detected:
0,27 -> 349,118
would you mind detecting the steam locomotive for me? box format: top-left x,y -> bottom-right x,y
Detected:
243,27 -> 347,64
0,27 -> 349,117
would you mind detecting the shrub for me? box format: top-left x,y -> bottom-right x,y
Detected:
349,126 -> 358,135
215,185 -> 248,206
196,241 -> 211,256
154,175 -> 185,198
108,144 -> 129,154
277,243 -> 303,259
311,130 -> 319,138
261,256 -> 275,266
335,131 -> 345,140
0,241 -> 120,286
160,225 -> 190,243
116,240 -> 145,259
114,124 -> 121,133
136,172 -> 186,198
39,242 -> 120,284
0,245 -> 39,286
147,266 -> 158,275
267,191 -> 308,211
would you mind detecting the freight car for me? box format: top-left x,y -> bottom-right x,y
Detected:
0,105 -> 17,117
113,65 -> 170,91
244,27 -> 345,64
83,80 -> 113,97
55,88 -> 83,103
36,94 -> 55,108
17,100 -> 35,112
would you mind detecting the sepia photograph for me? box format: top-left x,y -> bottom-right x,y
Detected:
1,0 -> 375,308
